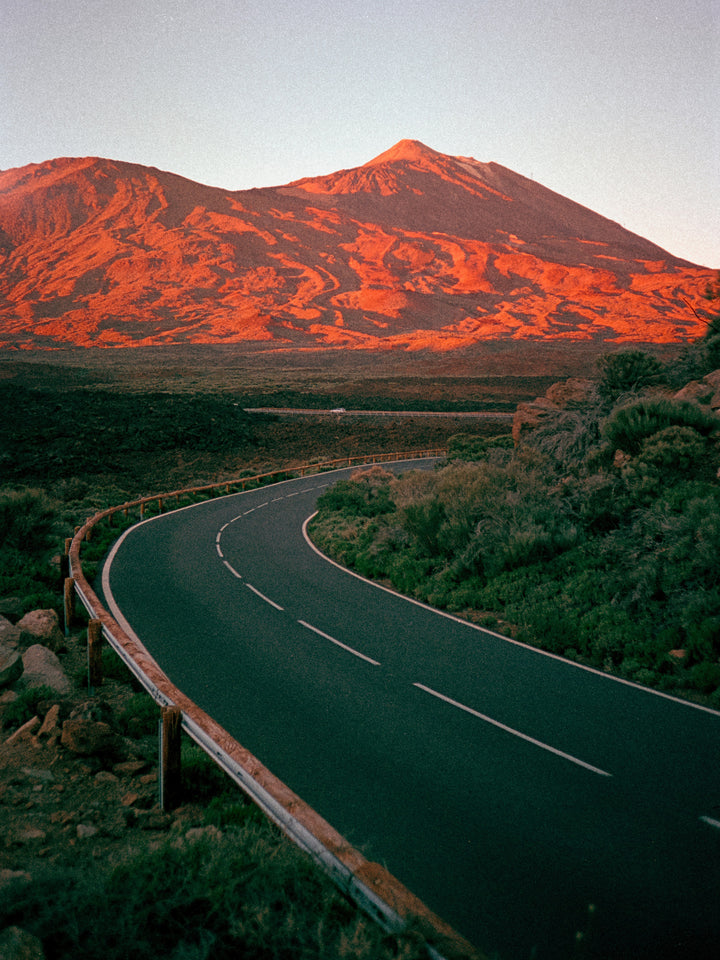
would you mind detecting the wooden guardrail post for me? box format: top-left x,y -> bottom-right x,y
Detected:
160,706 -> 182,811
60,537 -> 72,588
87,618 -> 103,691
63,577 -> 75,636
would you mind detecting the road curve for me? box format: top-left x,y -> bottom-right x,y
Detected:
101,462 -> 720,960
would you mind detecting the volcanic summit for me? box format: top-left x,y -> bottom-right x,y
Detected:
0,140 -> 713,350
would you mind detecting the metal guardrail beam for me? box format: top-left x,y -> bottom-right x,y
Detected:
66,451 -> 483,960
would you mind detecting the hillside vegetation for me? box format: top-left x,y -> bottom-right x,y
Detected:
310,289 -> 720,704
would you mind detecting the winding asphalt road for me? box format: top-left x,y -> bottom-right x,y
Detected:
101,461 -> 720,960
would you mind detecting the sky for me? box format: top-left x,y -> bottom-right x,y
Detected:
2,0 -> 718,267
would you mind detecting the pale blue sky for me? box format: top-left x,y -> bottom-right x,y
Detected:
2,0 -> 718,266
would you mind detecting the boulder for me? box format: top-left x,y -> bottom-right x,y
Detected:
36,704 -> 62,741
544,377 -> 596,407
17,610 -> 63,652
0,615 -> 22,648
61,718 -> 120,757
513,378 -> 597,444
512,398 -> 559,444
21,645 -> 71,696
0,926 -> 45,960
673,379 -> 714,405
4,717 -> 41,745
0,643 -> 23,690
69,699 -> 115,725
704,369 -> 720,409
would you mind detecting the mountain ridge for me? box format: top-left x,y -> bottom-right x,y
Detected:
0,141 -> 713,350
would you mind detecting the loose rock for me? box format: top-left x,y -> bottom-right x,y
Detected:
16,827 -> 47,843
76,823 -> 99,840
94,770 -> 119,785
113,759 -> 147,777
17,610 -> 63,652
4,717 -> 41,745
21,646 -> 71,696
60,718 -> 119,758
36,704 -> 62,741
20,768 -> 55,784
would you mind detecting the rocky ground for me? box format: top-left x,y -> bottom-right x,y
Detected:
0,611 -> 231,955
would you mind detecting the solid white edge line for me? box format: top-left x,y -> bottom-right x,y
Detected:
700,816 -> 720,830
301,511 -> 720,718
216,545 -> 224,558
246,583 -> 284,611
298,619 -> 381,666
223,560 -> 242,578
413,683 -> 612,777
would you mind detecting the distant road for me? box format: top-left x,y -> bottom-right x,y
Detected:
244,407 -> 515,420
102,463 -> 720,960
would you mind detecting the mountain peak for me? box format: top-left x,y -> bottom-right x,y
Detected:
366,139 -> 445,166
0,148 -> 712,351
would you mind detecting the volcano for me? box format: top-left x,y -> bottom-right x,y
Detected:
0,140 -> 713,350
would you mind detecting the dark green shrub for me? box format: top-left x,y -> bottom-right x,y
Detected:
100,646 -> 145,690
117,693 -> 160,737
603,398 -> 718,455
636,425 -> 709,473
403,499 -> 447,556
0,488 -> 58,552
180,742 -> 232,802
688,662 -> 720,694
316,476 -> 394,518
447,433 -> 513,461
2,685 -> 59,733
597,349 -> 667,402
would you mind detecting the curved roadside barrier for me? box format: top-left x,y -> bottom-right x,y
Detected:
65,450 -> 483,960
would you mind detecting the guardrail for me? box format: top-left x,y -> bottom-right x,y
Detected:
64,449 -> 482,960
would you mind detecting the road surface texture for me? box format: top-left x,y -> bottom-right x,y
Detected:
101,461 -> 720,960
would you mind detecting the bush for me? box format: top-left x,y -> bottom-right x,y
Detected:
596,349 -> 667,402
447,433 -> 513,461
688,662 -> 720,694
117,693 -> 160,737
316,474 -> 394,518
180,742 -> 234,803
0,487 -> 58,552
0,825 -> 428,960
603,398 -> 718,456
2,685 -> 59,733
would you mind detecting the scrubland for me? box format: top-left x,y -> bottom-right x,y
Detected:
1,308 -> 718,958
310,324 -> 720,706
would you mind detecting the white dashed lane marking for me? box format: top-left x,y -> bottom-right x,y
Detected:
413,683 -> 612,777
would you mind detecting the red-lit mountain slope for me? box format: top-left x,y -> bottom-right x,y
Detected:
0,141 -> 714,350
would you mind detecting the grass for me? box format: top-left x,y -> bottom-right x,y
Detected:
0,823 -> 431,960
